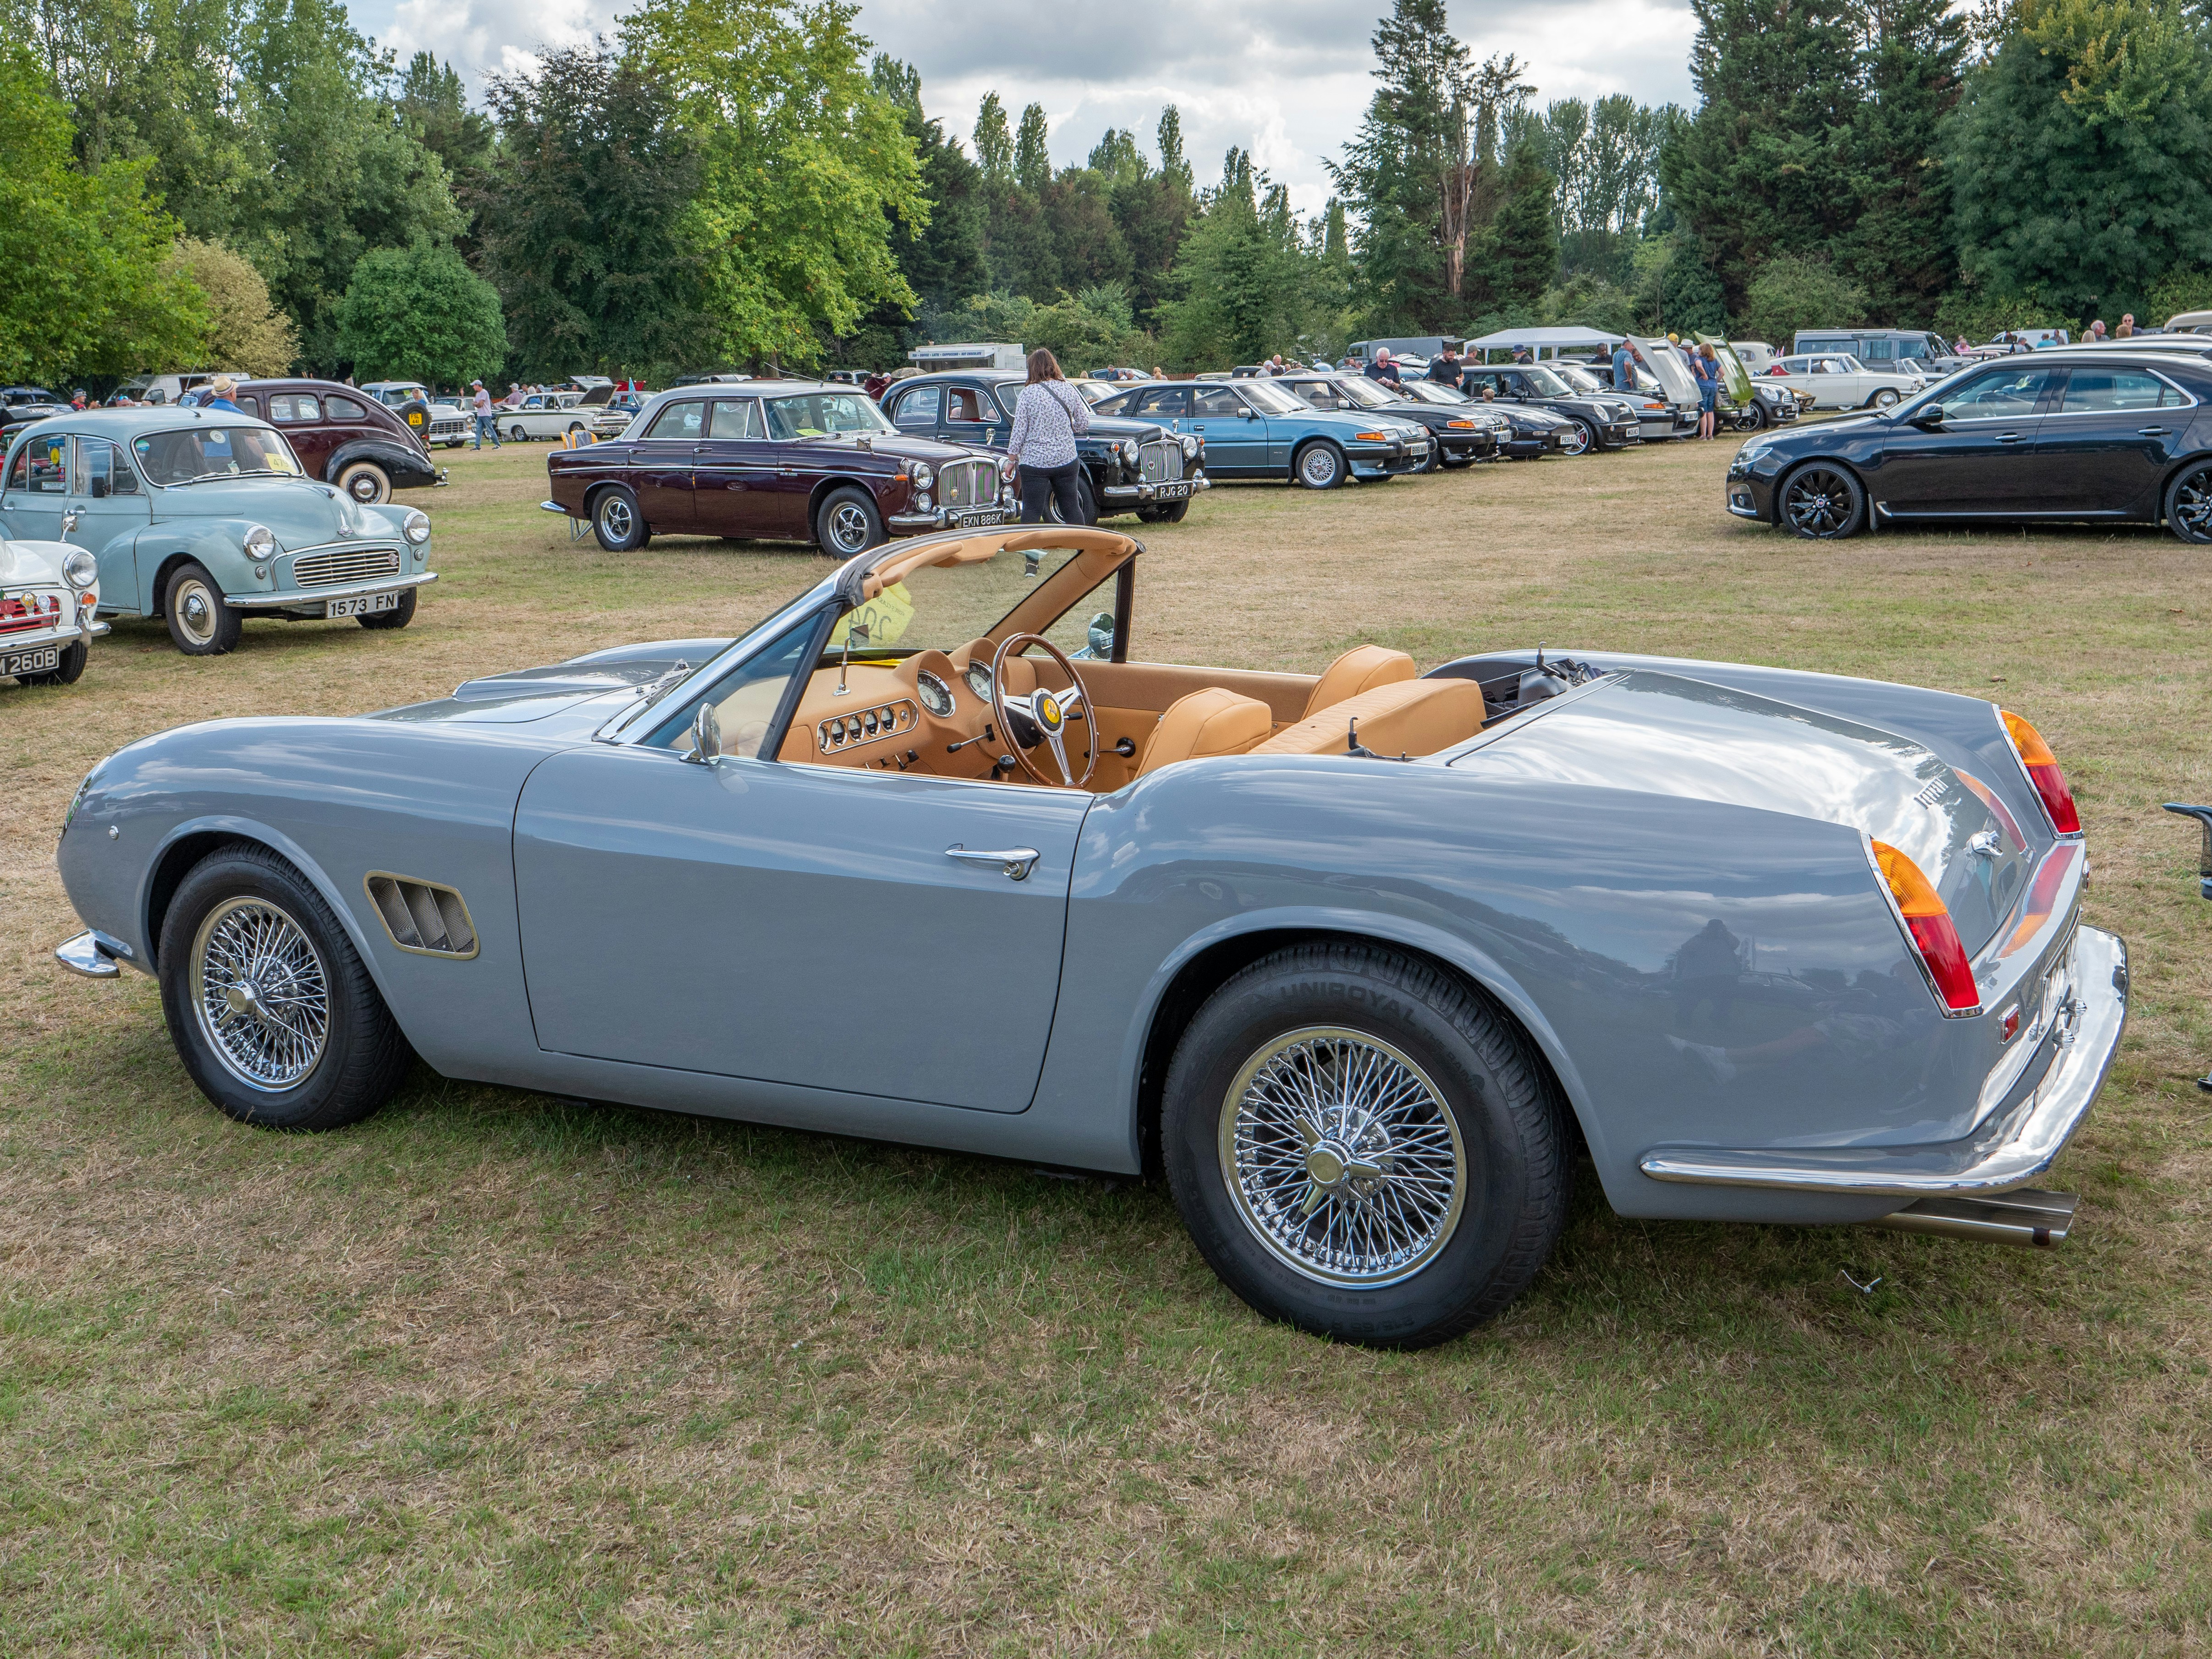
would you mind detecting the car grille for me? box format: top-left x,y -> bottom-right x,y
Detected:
938,458 -> 997,508
292,547 -> 402,589
1139,441 -> 1184,484
429,416 -> 466,438
0,588 -> 64,634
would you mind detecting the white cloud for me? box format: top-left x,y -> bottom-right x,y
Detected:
360,0 -> 1698,214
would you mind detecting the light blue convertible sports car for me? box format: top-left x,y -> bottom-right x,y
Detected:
50,527 -> 2124,1347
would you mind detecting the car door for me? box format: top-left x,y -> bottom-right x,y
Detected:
2032,364 -> 2195,515
1874,362 -> 2060,515
887,384 -> 942,440
1189,384 -> 1262,472
692,397 -> 798,536
941,381 -> 1007,452
1123,384 -> 1190,435
265,391 -> 336,480
632,397 -> 705,532
1,429 -> 71,541
510,622 -> 1090,1113
66,438 -> 152,605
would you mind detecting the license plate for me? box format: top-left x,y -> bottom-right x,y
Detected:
1155,482 -> 1195,500
952,508 -> 1006,528
2,644 -> 60,676
325,591 -> 401,619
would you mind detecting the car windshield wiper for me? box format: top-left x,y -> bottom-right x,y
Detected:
174,467 -> 282,485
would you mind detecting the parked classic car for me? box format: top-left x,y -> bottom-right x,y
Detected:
1728,345 -> 2212,540
1455,363 -> 1640,454
0,409 -> 437,653
1458,391 -> 1581,458
48,524 -> 2126,1348
360,382 -> 470,448
881,369 -> 1208,523
1092,376 -> 1431,488
543,381 -> 1011,556
2,530 -> 105,685
231,379 -> 446,503
1275,372 -> 1503,468
1765,353 -> 1921,410
587,390 -> 649,440
498,392 -> 592,444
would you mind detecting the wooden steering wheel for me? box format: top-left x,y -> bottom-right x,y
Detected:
988,633 -> 1096,788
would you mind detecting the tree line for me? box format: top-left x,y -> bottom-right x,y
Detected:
5,0 -> 2206,391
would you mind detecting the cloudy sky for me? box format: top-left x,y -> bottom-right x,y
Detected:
365,0 -> 1700,215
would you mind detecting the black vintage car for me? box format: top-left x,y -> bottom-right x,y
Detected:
545,381 -> 1007,555
1728,345 -> 2212,540
1273,372 -> 1505,468
1456,363 -> 1641,454
880,370 -> 1207,524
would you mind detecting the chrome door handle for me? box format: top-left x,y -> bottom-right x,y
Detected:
2139,426 -> 2170,435
1995,433 -> 2024,443
946,843 -> 1040,882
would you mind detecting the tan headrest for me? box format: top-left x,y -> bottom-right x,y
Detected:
1255,678 -> 1484,760
1303,645 -> 1416,719
1138,688 -> 1273,776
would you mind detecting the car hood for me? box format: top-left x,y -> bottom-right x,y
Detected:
1086,414 -> 1170,442
784,432 -> 981,465
150,475 -> 381,549
1452,670 -> 2034,952
371,642 -> 729,736
0,537 -> 69,582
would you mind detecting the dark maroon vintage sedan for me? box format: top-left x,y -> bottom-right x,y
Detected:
233,379 -> 446,503
543,380 -> 1008,555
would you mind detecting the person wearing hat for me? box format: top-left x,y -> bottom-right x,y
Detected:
469,380 -> 501,449
202,375 -> 242,413
70,388 -> 88,410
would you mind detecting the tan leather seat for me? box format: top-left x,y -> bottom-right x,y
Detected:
1138,687 -> 1273,776
1302,645 -> 1416,719
1254,678 -> 1484,760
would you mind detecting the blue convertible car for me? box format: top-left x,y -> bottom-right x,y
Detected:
52,527 -> 2124,1347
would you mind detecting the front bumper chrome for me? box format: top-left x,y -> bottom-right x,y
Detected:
227,572 -> 439,610
5,615 -> 109,654
1640,926 -> 2127,1199
54,928 -> 133,978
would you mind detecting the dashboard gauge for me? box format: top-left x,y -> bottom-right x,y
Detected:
915,670 -> 954,718
965,661 -> 994,702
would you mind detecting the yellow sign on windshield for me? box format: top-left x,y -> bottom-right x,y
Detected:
829,580 -> 914,649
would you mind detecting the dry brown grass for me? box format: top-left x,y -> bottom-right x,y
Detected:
4,436 -> 2211,1655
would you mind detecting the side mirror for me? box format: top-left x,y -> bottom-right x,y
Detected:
1909,406 -> 1945,429
1086,611 -> 1116,657
1241,407 -> 1258,419
686,700 -> 723,765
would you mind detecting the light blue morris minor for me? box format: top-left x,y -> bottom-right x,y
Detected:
0,408 -> 437,656
50,527 -> 2125,1347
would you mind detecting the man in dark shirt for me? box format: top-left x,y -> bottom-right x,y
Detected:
1427,345 -> 1464,390
1365,350 -> 1402,388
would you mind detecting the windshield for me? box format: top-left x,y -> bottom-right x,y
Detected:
1326,376 -> 1401,408
1238,380 -> 1310,414
1398,380 -> 1469,405
1552,365 -> 1604,393
826,540 -> 1113,665
131,425 -> 301,485
765,393 -> 895,438
1518,365 -> 1576,397
7,388 -> 60,406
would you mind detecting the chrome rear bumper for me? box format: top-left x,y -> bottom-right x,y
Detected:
1639,926 -> 2127,1202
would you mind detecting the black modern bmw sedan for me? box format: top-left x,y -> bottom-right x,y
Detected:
1727,345 -> 2212,540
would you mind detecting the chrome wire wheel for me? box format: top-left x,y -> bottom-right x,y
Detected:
1217,1026 -> 1468,1288
189,897 -> 330,1092
1297,444 -> 1343,489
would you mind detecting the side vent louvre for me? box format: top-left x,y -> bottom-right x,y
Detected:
364,872 -> 479,959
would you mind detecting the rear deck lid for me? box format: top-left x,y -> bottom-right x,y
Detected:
1450,671 -> 2034,951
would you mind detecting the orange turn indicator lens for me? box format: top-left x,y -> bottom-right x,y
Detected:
2001,710 -> 2081,835
1871,840 -> 1981,1014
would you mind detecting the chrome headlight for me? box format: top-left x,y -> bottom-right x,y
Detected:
1179,434 -> 1199,458
910,461 -> 933,490
402,508 -> 431,545
1120,439 -> 1139,465
61,548 -> 98,590
241,523 -> 275,558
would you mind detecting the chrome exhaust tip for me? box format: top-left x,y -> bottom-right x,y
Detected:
1871,1188 -> 2077,1248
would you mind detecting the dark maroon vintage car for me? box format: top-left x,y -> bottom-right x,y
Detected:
233,379 -> 446,504
542,380 -> 1008,555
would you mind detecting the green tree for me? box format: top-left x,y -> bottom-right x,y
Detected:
621,0 -> 922,369
1466,140 -> 1559,311
1161,150 -> 1326,367
869,56 -> 985,311
1842,0 -> 1964,319
332,243 -> 506,388
1013,102 -> 1051,194
476,43 -> 712,382
1948,0 -> 2212,320
972,93 -> 1012,185
396,51 -> 495,249
170,236 -> 297,374
1737,253 -> 1868,343
1661,0 -> 1863,311
0,43 -> 207,383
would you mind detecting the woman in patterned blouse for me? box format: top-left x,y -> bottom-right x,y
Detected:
1005,347 -> 1092,524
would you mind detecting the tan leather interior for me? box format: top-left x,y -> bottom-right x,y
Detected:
1253,678 -> 1485,760
1302,645 -> 1416,719
1138,688 -> 1274,776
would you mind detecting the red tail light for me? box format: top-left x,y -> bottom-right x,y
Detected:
1871,840 -> 1982,1015
2000,710 -> 2081,835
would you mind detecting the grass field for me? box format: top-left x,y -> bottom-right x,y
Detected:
5,435 -> 2212,1655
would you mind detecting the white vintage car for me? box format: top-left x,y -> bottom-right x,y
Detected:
2,533 -> 104,686
498,393 -> 592,444
1765,353 -> 1921,410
